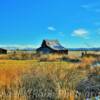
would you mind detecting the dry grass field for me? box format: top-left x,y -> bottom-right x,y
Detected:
0,51 -> 100,100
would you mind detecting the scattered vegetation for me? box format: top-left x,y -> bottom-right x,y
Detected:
0,51 -> 99,100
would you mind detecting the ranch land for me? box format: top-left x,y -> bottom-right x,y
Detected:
0,51 -> 100,100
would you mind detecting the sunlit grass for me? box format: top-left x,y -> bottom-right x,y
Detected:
0,52 -> 99,100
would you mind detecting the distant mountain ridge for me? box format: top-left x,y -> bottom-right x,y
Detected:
1,46 -> 100,51
1,47 -> 35,51
68,48 -> 100,51
10,47 -> 100,51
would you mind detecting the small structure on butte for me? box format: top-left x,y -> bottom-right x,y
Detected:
37,40 -> 68,54
0,48 -> 7,54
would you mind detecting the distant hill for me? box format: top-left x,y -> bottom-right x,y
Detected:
2,47 -> 36,51
11,47 -> 100,51
21,48 -> 36,51
1,46 -> 100,51
68,48 -> 100,51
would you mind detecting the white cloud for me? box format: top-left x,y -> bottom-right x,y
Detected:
81,4 -> 91,9
48,26 -> 56,31
94,22 -> 100,26
72,28 -> 89,37
81,3 -> 100,13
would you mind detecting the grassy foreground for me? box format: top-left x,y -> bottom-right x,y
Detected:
0,53 -> 99,100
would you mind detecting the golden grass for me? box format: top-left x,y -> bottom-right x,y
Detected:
0,53 -> 99,100
0,60 -> 85,100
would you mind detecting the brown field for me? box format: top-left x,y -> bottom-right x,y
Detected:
0,51 -> 100,100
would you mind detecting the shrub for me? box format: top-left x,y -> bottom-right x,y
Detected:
8,52 -> 34,60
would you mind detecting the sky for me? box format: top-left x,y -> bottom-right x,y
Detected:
0,0 -> 100,48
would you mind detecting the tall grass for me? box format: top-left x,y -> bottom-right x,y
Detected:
0,53 -> 99,100
21,73 -> 58,100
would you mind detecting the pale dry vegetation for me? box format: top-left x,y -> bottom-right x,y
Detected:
0,51 -> 99,100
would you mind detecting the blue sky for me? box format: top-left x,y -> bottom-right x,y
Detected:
0,0 -> 100,48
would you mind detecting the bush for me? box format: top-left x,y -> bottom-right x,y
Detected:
8,52 -> 34,60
